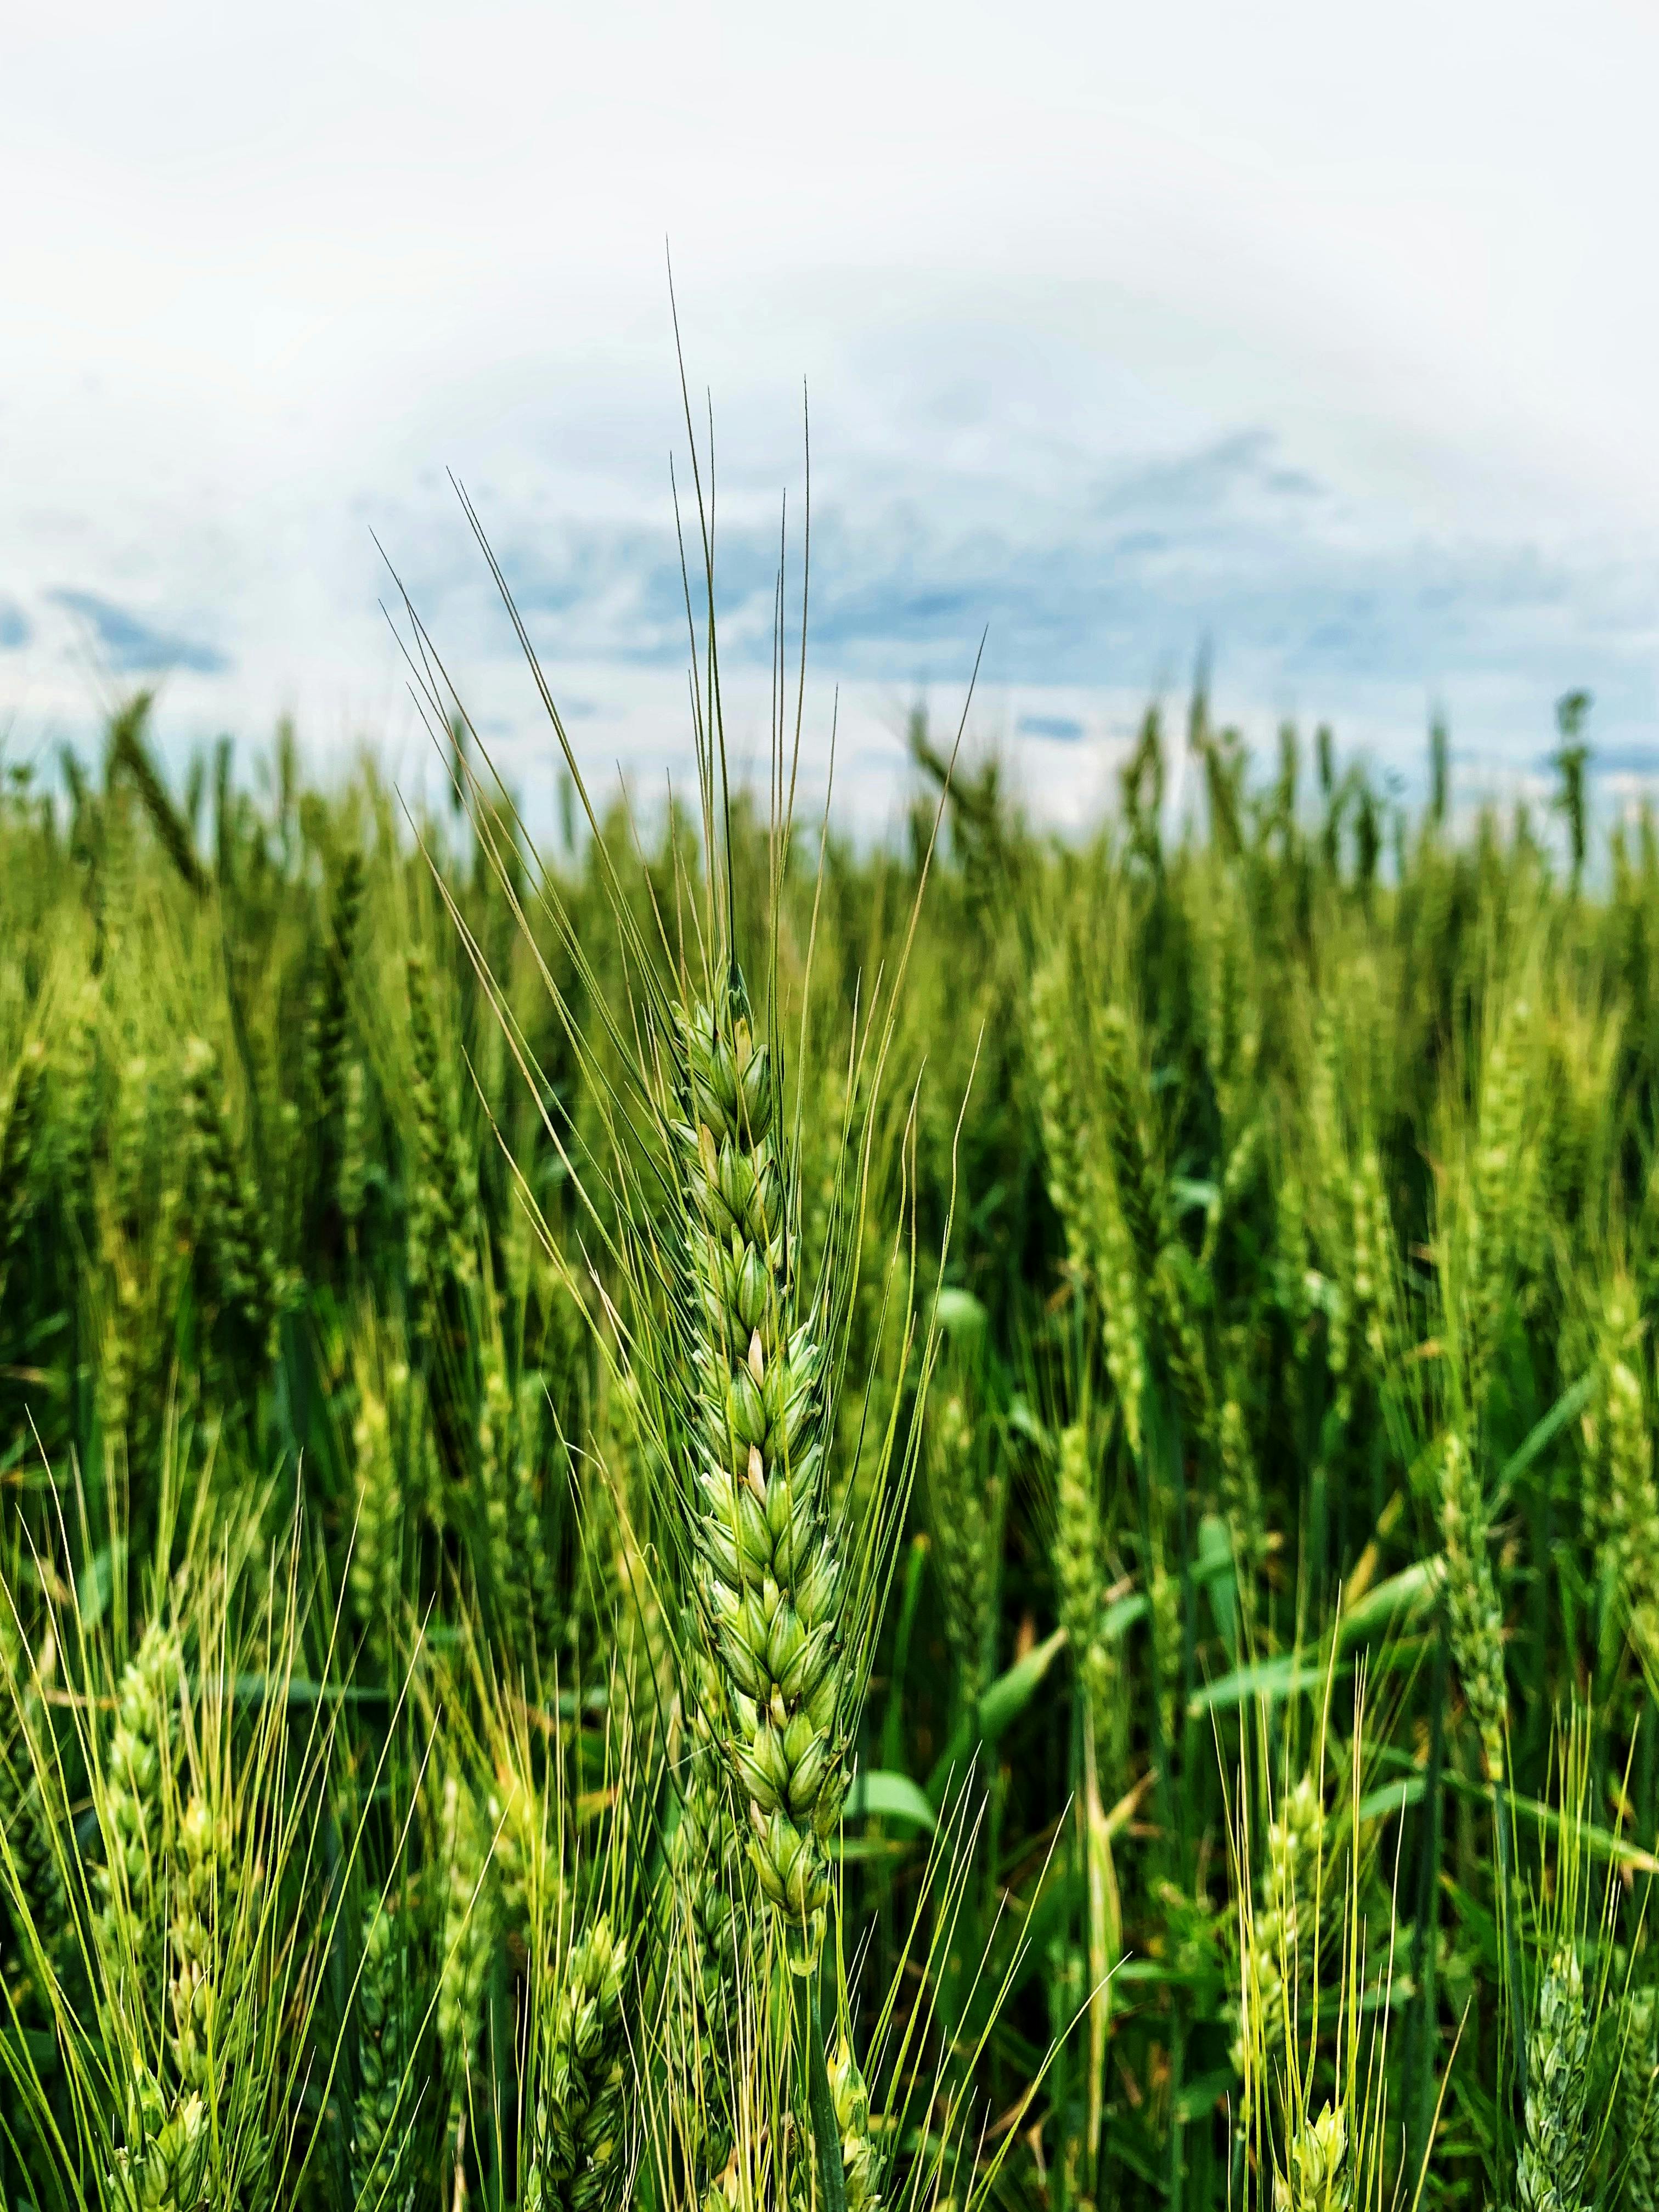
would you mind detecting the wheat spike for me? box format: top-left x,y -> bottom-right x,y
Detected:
671,978 -> 850,1967
351,1895 -> 420,2211
523,1918 -> 631,2212
1515,1945 -> 1594,2212
1437,1431 -> 1508,1782
1274,2103 -> 1350,2212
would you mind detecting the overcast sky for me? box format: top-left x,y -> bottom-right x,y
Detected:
5,1 -> 1657,828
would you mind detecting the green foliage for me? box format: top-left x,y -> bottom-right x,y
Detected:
0,678 -> 1655,2212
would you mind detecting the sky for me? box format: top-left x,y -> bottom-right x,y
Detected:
4,0 -> 1658,834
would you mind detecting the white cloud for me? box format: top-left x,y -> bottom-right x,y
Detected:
4,0 -> 1658,818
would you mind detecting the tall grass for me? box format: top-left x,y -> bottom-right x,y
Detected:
1,653 -> 1658,2210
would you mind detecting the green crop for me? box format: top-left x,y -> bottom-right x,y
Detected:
0,584 -> 1656,2212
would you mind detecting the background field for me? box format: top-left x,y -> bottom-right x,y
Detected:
1,682 -> 1655,2212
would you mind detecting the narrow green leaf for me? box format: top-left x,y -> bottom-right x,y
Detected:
928,1626 -> 1068,1806
847,1768 -> 936,1831
1338,1558 -> 1445,1649
75,1545 -> 114,1635
1198,1513 -> 1237,1654
1104,1592 -> 1150,1643
978,1624 -> 1068,1740
1442,1768 -> 1659,1873
1491,1372 -> 1595,1511
1357,1776 -> 1426,1822
1188,1653 -> 1331,1717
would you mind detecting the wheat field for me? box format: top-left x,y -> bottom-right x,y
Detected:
0,662 -> 1655,2212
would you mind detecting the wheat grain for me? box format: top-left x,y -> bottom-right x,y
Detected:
1274,2102 -> 1348,2212
523,1918 -> 630,2212
1053,1422 -> 1116,1735
0,1039 -> 44,1301
1515,1945 -> 1593,2212
671,980 -> 849,1967
97,1620 -> 182,1974
1437,1432 -> 1508,1782
348,1342 -> 408,1660
924,1385 -> 1002,1713
1616,1989 -> 1659,2212
180,1036 -> 281,1362
405,949 -> 477,1333
437,1769 -> 496,2108
108,2070 -> 209,2212
312,850 -> 365,1134
352,1895 -> 419,2212
826,2038 -> 883,2212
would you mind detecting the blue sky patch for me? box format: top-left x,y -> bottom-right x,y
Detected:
47,590 -> 229,676
1018,713 -> 1086,741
